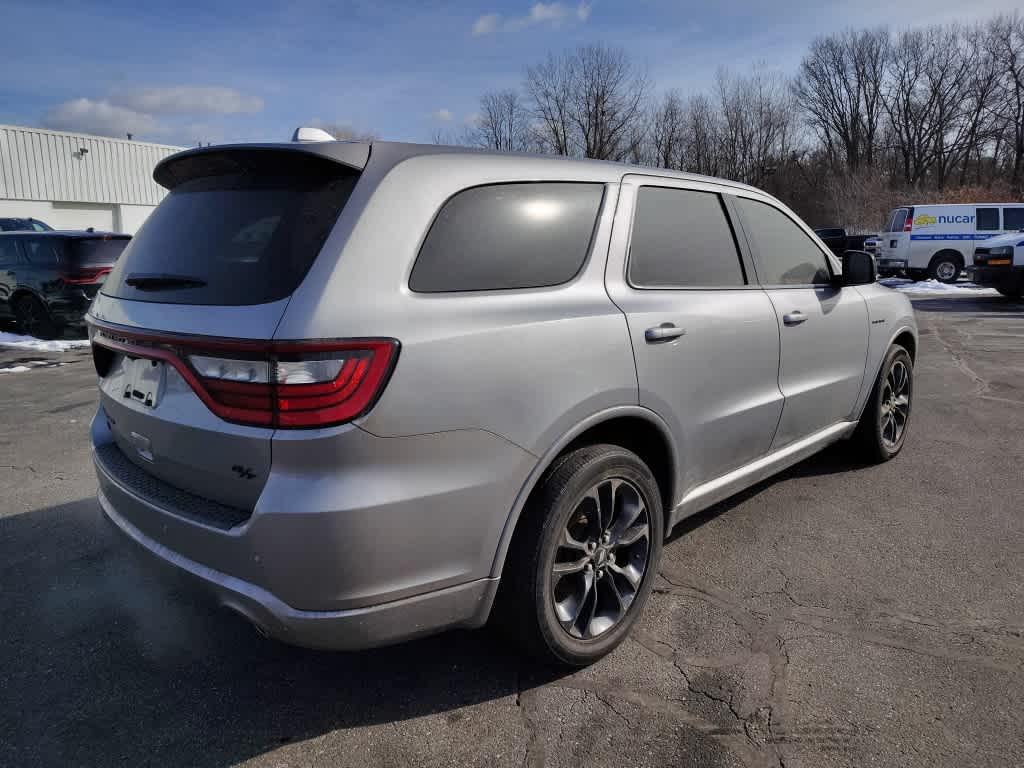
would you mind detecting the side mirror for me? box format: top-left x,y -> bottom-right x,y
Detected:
840,250 -> 876,286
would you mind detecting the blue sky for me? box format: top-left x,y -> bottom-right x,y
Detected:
1,0 -> 1019,147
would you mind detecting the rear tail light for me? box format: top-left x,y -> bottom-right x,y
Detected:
61,267 -> 112,285
89,322 -> 398,429
903,208 -> 914,232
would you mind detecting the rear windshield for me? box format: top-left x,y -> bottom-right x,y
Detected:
103,153 -> 358,305
886,208 -> 909,233
67,238 -> 130,267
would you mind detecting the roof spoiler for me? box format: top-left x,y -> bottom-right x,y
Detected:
153,141 -> 370,190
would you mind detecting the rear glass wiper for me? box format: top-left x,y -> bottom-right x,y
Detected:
125,273 -> 207,290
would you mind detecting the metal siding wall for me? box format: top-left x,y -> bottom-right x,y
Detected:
0,125 -> 179,206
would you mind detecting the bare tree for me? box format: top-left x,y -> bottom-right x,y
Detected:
650,90 -> 685,169
717,69 -> 795,186
570,44 -> 648,160
793,28 -> 889,172
680,93 -> 721,176
470,89 -> 533,152
991,14 -> 1024,192
525,52 -> 575,155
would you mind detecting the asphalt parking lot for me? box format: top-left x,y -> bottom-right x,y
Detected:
2,292 -> 1023,768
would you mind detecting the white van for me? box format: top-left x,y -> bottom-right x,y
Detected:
878,203 -> 1024,282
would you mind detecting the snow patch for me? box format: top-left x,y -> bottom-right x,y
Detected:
0,365 -> 33,374
879,278 -> 1002,296
0,332 -> 90,352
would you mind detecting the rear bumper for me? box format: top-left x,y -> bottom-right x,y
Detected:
92,407 -> 534,649
47,289 -> 95,325
98,485 -> 498,650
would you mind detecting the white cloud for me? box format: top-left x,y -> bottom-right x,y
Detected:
432,108 -> 454,122
41,98 -> 159,138
473,2 -> 590,35
472,13 -> 501,36
110,86 -> 263,116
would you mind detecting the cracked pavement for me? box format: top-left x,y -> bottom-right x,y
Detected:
2,293 -> 1023,768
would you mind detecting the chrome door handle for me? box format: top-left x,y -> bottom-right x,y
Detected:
782,311 -> 807,326
645,323 -> 686,343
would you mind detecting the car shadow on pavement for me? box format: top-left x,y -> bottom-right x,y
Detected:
666,441 -> 865,543
909,296 -> 1024,316
0,498 -> 565,768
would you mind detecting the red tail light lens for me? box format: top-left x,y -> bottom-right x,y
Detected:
89,322 -> 398,429
903,208 -> 914,232
61,267 -> 112,285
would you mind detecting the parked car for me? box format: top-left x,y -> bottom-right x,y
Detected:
813,228 -> 873,258
0,217 -> 52,232
87,135 -> 917,666
878,203 -> 1024,283
0,231 -> 130,338
969,232 -> 1024,298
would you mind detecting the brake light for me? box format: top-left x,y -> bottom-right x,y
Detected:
89,322 -> 398,429
903,208 -> 914,232
61,267 -> 111,285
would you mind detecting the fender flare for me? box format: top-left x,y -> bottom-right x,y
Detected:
487,404 -> 677,579
7,286 -> 46,311
855,323 -> 917,421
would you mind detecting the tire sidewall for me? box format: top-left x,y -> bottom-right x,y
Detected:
868,346 -> 914,459
929,253 -> 962,284
531,449 -> 663,666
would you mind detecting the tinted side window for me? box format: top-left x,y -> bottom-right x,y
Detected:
1003,208 -> 1024,231
0,239 -> 21,266
977,208 -> 1000,231
22,238 -> 63,267
628,187 -> 745,287
736,198 -> 831,286
410,182 -> 604,293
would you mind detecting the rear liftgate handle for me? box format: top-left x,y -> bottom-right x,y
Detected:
645,323 -> 686,343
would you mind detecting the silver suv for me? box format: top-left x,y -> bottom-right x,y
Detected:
88,136 -> 917,666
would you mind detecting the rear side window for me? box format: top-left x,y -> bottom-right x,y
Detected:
22,238 -> 63,267
628,187 -> 745,287
736,198 -> 831,286
977,208 -> 1000,231
887,209 -> 909,233
103,151 -> 358,305
409,182 -> 604,293
0,239 -> 20,266
1003,208 -> 1024,231
67,238 -> 130,267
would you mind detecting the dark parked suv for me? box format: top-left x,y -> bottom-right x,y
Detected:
0,231 -> 130,337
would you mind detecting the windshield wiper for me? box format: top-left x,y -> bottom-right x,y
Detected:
125,273 -> 207,290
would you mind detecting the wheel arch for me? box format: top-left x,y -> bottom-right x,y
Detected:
487,405 -> 678,580
855,324 -> 917,421
8,286 -> 45,310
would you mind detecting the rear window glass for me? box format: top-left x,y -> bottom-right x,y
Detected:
409,182 -> 604,293
977,208 -> 1000,231
628,187 -> 745,287
22,238 -> 63,267
1003,207 -> 1024,231
103,153 -> 358,305
67,238 -> 130,267
887,209 -> 908,233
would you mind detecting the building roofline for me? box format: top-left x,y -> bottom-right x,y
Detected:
0,124 -> 184,151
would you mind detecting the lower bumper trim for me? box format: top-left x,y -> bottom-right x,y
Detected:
98,487 -> 499,650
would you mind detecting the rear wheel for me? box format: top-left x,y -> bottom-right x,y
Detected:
853,345 -> 913,462
928,251 -> 963,283
498,444 -> 664,666
13,295 -> 58,339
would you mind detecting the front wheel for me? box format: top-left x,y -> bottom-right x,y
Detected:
853,345 -> 914,462
928,252 -> 963,284
498,444 -> 664,666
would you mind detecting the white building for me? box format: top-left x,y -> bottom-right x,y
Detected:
0,125 -> 182,234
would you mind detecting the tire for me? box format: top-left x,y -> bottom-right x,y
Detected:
853,345 -> 913,463
927,251 -> 963,284
497,444 -> 664,667
13,295 -> 59,339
